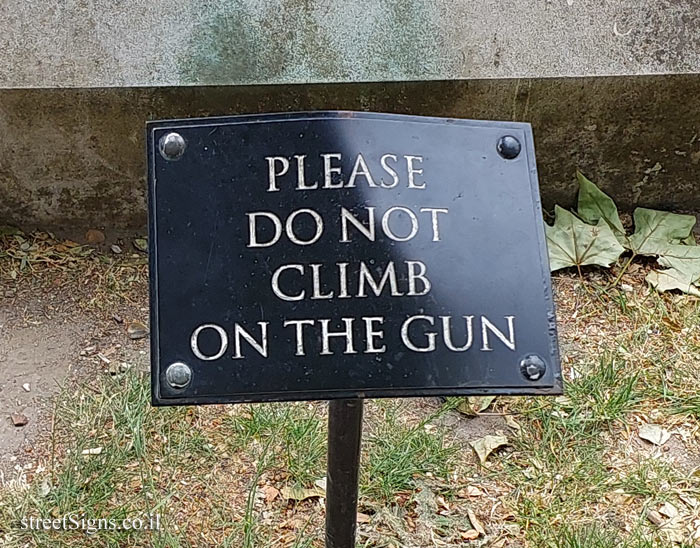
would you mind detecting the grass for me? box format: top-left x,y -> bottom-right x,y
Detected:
227,403 -> 327,488
548,524 -> 659,548
2,231 -> 700,546
361,400 -> 458,501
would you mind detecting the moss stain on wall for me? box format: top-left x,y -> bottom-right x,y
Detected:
176,0 -> 448,85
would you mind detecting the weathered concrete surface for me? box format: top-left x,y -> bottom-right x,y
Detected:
1,76 -> 698,231
0,1 -> 698,88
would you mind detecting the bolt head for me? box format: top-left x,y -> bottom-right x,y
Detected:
165,362 -> 192,389
497,135 -> 521,160
520,354 -> 546,381
159,132 -> 186,161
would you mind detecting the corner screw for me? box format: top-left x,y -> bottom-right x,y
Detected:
159,132 -> 186,161
520,354 -> 546,381
497,135 -> 521,160
165,362 -> 192,389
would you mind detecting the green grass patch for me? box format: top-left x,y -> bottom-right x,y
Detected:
543,524 -> 659,548
361,401 -> 457,501
0,370 -> 188,547
225,402 -> 327,488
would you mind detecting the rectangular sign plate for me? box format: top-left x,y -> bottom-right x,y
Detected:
148,111 -> 562,405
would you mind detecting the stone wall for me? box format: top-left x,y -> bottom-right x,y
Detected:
1,76 -> 698,231
0,1 -> 698,230
1,1 -> 696,88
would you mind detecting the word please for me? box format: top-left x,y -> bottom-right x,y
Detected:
265,153 -> 427,192
190,315 -> 516,360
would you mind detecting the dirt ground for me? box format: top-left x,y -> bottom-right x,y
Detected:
0,233 -> 150,479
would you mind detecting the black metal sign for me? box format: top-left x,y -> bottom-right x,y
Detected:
148,111 -> 561,405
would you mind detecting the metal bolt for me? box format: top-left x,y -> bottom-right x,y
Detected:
497,135 -> 521,160
159,132 -> 186,161
520,354 -> 546,381
165,362 -> 192,389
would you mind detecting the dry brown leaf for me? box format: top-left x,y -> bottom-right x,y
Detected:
504,415 -> 521,431
470,434 -> 509,464
647,509 -> 665,527
679,494 -> 699,509
127,321 -> 149,340
457,396 -> 496,415
357,512 -> 371,524
467,508 -> 486,536
262,485 -> 280,504
639,424 -> 671,446
280,485 -> 325,501
461,529 -> 479,540
659,502 -> 679,519
457,486 -> 484,498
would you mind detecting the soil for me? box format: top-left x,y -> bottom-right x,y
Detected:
0,261 -> 149,478
0,307 -> 88,474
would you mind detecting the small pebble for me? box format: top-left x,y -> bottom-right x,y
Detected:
22,383 -> 30,392
85,228 -> 105,244
11,413 -> 28,427
133,238 -> 148,252
111,244 -> 122,254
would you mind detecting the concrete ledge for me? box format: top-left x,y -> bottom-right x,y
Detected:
1,75 -> 699,231
1,1 -> 698,88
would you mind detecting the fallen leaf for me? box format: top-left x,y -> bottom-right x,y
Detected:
457,486 -> 484,498
456,396 -> 496,415
281,485 -> 325,501
467,508 -> 486,536
460,529 -> 479,540
646,244 -> 700,296
663,524 -> 685,544
546,207 -> 625,271
262,485 -> 280,504
647,510 -> 665,526
679,494 -> 699,509
606,489 -> 634,506
659,502 -> 679,519
628,208 -> 696,255
357,512 -> 371,524
38,479 -> 51,497
503,523 -> 520,536
504,415 -> 521,431
470,434 -> 509,464
576,171 -> 626,244
639,424 -> 671,446
127,321 -> 149,340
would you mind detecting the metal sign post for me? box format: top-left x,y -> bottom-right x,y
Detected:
325,399 -> 364,548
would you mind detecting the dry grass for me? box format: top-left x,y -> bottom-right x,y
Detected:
1,229 -> 699,547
